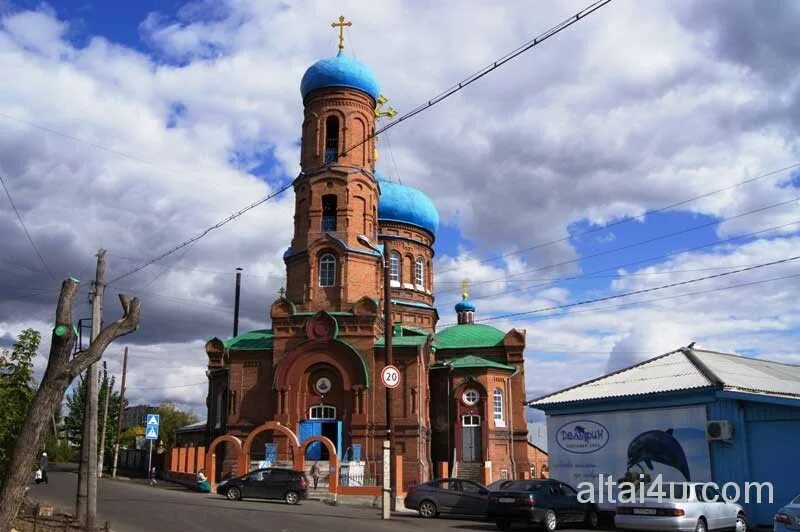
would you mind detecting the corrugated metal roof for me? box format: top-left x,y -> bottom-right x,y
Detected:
694,349 -> 800,399
530,348 -> 800,407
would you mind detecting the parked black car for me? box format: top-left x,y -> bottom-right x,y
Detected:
404,478 -> 490,518
215,468 -> 308,504
487,479 -> 599,531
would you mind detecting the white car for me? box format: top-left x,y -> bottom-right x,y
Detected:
615,482 -> 747,532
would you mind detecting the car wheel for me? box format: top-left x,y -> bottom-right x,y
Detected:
496,520 -> 511,531
418,500 -> 437,518
735,513 -> 747,532
284,491 -> 300,505
585,510 -> 599,529
695,518 -> 707,532
225,487 -> 241,501
543,510 -> 558,531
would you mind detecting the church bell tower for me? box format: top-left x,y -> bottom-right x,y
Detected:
284,18 -> 383,311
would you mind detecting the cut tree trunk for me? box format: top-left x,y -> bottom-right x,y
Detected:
0,278 -> 140,530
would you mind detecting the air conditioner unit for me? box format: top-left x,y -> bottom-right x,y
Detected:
706,420 -> 733,441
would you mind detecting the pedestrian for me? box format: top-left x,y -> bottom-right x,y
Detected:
149,466 -> 157,486
40,451 -> 48,484
310,461 -> 320,489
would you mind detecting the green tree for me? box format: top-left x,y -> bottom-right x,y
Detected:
155,403 -> 197,449
0,329 -> 40,479
63,365 -> 124,461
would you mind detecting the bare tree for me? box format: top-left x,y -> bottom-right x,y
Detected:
0,278 -> 140,530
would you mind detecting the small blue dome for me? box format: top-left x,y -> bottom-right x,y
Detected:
455,299 -> 476,313
377,174 -> 439,236
300,52 -> 380,102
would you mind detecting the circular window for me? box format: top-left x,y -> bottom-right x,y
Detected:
315,376 -> 332,395
462,389 -> 480,406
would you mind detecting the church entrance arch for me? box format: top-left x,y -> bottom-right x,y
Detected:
298,362 -> 347,462
205,434 -> 242,487
241,422 -> 301,473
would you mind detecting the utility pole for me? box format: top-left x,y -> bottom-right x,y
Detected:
76,249 -> 105,529
97,361 -> 112,478
233,267 -> 242,337
112,347 -> 128,479
382,242 -> 394,519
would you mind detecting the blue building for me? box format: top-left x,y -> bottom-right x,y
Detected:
529,346 -> 800,526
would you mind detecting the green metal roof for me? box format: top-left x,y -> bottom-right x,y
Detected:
433,323 -> 506,349
375,326 -> 431,347
431,355 -> 515,372
224,329 -> 274,351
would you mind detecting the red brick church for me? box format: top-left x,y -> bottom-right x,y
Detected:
200,21 -> 533,490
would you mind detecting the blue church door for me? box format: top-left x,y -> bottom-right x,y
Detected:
299,419 -> 343,461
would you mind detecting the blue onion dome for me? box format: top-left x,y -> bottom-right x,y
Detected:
300,51 -> 380,102
455,298 -> 476,313
377,173 -> 440,236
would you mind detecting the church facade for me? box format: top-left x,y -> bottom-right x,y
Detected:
202,29 -> 532,489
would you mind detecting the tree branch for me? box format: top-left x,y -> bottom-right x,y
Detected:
67,293 -> 140,377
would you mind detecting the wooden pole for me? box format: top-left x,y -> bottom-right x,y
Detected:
97,361 -> 112,477
111,347 -> 128,478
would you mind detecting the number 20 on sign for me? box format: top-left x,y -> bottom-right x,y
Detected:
381,365 -> 400,388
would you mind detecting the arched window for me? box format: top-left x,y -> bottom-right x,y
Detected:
309,405 -> 336,420
493,388 -> 505,426
324,116 -> 339,162
390,251 -> 401,284
319,253 -> 336,287
415,257 -> 424,288
322,194 -> 337,232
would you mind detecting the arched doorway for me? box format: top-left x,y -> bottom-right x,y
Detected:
205,435 -> 243,486
299,363 -> 346,461
241,422 -> 301,473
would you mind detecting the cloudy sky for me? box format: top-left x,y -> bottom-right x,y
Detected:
1,0 -> 798,419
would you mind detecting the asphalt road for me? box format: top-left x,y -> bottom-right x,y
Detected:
27,470 -> 526,532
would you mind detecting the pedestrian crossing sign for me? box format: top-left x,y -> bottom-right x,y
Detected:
146,425 -> 159,440
146,413 -> 160,427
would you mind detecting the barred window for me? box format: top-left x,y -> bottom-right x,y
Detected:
309,405 -> 336,420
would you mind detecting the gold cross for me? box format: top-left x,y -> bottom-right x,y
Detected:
375,95 -> 398,120
331,15 -> 352,52
461,279 -> 470,299
278,287 -> 286,298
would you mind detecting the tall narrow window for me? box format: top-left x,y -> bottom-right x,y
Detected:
322,194 -> 337,232
493,388 -> 505,426
390,251 -> 401,283
324,116 -> 339,162
415,257 -> 424,288
319,253 -> 336,287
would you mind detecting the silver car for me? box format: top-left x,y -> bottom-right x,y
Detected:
775,494 -> 800,532
615,482 -> 747,532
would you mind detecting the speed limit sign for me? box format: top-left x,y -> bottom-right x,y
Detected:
381,365 -> 401,389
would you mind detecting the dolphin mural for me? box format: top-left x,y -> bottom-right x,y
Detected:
626,428 -> 691,481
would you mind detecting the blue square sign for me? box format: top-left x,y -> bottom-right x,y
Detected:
146,425 -> 159,440
146,413 -> 160,427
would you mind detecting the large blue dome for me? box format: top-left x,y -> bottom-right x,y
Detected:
378,175 -> 439,236
300,52 -> 380,102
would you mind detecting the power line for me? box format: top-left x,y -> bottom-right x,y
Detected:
440,218 -> 800,303
0,174 -> 57,282
106,180 -> 294,284
437,195 -> 800,295
454,254 -> 800,325
436,161 -> 800,277
501,270 -> 800,325
369,0 -> 613,141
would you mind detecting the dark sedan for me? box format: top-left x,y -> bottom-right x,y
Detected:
404,478 -> 490,518
487,479 -> 599,531
215,468 -> 308,504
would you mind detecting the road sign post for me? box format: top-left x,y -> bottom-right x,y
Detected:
146,414 -> 160,482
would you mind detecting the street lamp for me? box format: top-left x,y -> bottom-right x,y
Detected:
357,234 -> 395,514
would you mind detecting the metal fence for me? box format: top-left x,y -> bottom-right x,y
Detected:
338,467 -> 380,487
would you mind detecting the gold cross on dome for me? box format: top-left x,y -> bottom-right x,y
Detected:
278,287 -> 286,298
375,95 -> 398,121
461,279 -> 470,299
331,15 -> 352,52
